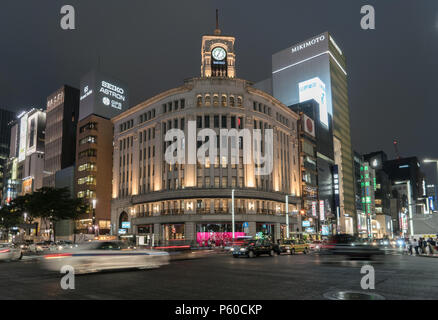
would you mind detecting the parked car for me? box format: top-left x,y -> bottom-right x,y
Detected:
277,239 -> 310,255
42,241 -> 169,274
231,239 -> 275,258
0,243 -> 23,261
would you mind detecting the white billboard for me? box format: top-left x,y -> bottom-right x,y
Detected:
299,77 -> 328,127
18,114 -> 28,162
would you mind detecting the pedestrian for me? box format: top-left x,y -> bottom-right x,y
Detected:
406,238 -> 412,254
415,238 -> 422,255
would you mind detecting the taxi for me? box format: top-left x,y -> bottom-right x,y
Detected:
278,239 -> 310,255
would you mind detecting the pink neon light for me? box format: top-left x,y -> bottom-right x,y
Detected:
197,232 -> 246,246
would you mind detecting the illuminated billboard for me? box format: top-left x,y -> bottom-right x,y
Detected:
79,70 -> 129,121
22,178 -> 33,195
299,77 -> 328,127
18,114 -> 28,162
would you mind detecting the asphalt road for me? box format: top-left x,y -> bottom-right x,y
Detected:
0,251 -> 437,300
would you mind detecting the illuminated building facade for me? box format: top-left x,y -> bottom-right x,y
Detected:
0,108 -> 15,204
74,70 -> 129,235
111,26 -> 302,243
256,32 -> 356,234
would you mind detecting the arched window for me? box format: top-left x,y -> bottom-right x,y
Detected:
237,96 -> 243,108
205,95 -> 211,106
213,95 -> 219,107
119,211 -> 129,229
229,96 -> 235,107
221,95 -> 227,107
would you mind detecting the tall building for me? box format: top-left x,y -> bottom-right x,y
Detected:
0,108 -> 15,203
353,152 -> 368,236
43,86 -> 80,187
4,109 -> 46,237
110,22 -> 302,244
289,100 -> 337,236
75,70 -> 129,235
17,109 -> 46,194
256,32 -> 355,234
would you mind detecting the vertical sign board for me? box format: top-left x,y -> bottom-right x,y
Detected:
319,200 -> 325,221
312,201 -> 317,217
18,114 -> 28,162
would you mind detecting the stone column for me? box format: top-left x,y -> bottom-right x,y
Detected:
275,223 -> 281,242
248,221 -> 257,237
185,222 -> 196,244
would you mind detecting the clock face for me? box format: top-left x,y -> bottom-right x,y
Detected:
212,47 -> 226,61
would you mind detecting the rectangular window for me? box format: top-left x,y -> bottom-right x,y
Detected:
221,115 -> 227,128
231,116 -> 236,128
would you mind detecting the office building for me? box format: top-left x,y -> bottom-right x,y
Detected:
0,109 -> 15,204
75,70 -> 129,235
43,85 -> 80,187
256,32 -> 355,234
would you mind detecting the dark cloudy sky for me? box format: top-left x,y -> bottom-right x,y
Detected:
1,0 -> 437,182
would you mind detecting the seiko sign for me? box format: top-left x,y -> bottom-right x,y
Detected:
79,70 -> 129,121
100,81 -> 126,101
291,35 -> 326,54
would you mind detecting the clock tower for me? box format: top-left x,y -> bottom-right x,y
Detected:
201,10 -> 236,78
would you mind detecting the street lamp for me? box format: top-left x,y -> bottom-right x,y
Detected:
231,189 -> 235,240
92,199 -> 97,237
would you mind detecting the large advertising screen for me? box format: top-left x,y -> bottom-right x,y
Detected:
299,77 -> 328,127
18,114 -> 28,162
79,70 -> 129,121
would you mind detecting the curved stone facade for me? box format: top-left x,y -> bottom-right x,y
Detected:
111,77 -> 303,243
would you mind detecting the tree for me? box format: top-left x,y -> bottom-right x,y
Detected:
0,206 -> 23,240
30,187 -> 88,242
5,188 -> 88,242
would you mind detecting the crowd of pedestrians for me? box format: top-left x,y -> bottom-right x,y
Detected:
407,236 -> 437,255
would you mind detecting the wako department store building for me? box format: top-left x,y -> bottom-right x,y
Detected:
111,25 -> 303,244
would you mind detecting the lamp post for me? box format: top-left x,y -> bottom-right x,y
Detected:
285,195 -> 289,239
92,199 -> 97,237
231,189 -> 235,240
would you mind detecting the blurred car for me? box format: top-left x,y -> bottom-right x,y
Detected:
0,243 -> 23,261
231,239 -> 275,258
320,234 -> 383,258
42,241 -> 169,273
29,241 -> 57,253
224,236 -> 253,252
309,240 -> 324,252
277,239 -> 310,255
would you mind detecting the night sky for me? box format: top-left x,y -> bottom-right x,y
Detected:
1,0 -> 437,182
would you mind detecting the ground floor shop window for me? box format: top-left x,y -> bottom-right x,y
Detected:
196,223 -> 244,246
256,223 -> 274,240
163,224 -> 185,241
138,224 -> 153,234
